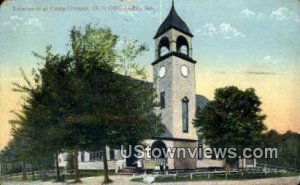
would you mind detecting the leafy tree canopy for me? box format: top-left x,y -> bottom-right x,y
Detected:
6,24 -> 164,183
194,86 -> 267,158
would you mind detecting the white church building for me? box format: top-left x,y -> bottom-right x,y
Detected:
58,2 -> 226,171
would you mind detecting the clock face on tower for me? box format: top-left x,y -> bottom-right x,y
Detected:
159,66 -> 166,78
180,65 -> 189,77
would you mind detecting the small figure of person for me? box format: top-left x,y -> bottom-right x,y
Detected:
133,159 -> 143,173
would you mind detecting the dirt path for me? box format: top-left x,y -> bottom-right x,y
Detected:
2,175 -> 300,185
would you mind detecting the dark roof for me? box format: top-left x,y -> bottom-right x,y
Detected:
154,2 -> 193,39
196,95 -> 209,109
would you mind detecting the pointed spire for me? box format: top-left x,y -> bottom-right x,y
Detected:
154,0 -> 193,39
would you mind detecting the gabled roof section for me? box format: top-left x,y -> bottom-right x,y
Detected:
154,2 -> 193,39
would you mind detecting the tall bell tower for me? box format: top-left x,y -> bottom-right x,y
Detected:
153,1 -> 197,141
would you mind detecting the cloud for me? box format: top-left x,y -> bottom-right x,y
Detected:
10,15 -> 24,21
215,71 -> 227,74
25,19 -> 42,27
270,7 -> 300,23
195,23 -> 245,39
244,71 -> 278,75
239,7 -> 300,23
263,55 -> 281,64
240,9 -> 264,19
2,15 -> 43,31
197,23 -> 217,37
146,9 -> 158,18
2,21 -> 10,25
218,23 -> 245,39
240,9 -> 255,18
117,11 -> 138,18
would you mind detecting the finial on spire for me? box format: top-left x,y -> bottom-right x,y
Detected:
172,0 -> 174,7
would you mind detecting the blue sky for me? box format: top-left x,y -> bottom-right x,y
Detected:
1,0 -> 300,73
0,0 -> 300,148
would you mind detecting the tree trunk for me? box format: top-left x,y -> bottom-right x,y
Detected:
22,160 -> 27,180
73,146 -> 81,183
41,161 -> 46,181
12,162 -> 15,173
102,145 -> 113,184
55,151 -> 60,181
224,158 -> 231,174
31,163 -> 35,180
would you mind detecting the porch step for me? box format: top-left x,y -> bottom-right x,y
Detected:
116,167 -> 135,175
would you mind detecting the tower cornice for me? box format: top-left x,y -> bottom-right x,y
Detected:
152,51 -> 197,65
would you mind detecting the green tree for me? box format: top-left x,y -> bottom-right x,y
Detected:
11,60 -> 68,181
194,86 -> 267,168
117,39 -> 148,78
67,25 -> 164,184
64,25 -> 119,183
259,129 -> 281,167
262,129 -> 281,148
280,131 -> 300,170
8,24 -> 164,184
261,130 -> 300,170
12,25 -> 119,183
82,70 -> 164,183
0,136 -> 28,180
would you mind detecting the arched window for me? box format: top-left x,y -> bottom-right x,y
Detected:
158,37 -> 170,57
182,97 -> 189,133
160,91 -> 165,109
197,135 -> 203,159
176,36 -> 189,55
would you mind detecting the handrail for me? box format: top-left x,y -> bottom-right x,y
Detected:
150,168 -> 288,180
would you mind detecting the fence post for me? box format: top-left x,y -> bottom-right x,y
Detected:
264,169 -> 267,176
190,173 -> 193,180
225,173 -> 227,179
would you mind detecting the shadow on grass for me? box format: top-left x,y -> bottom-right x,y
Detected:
4,170 -> 115,183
